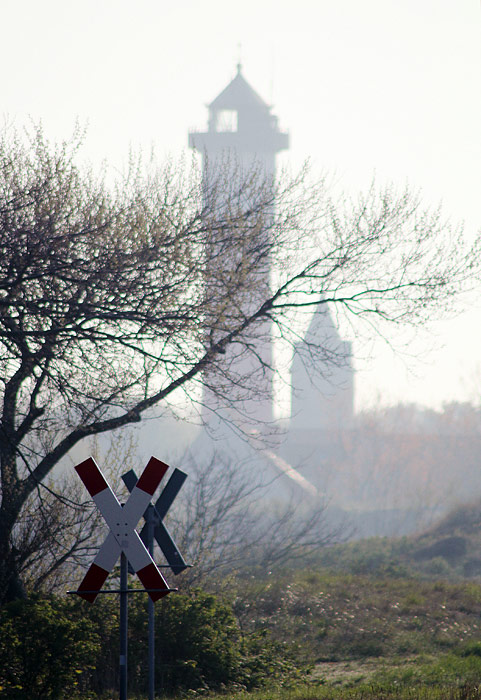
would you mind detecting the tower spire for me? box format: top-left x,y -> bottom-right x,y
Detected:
236,42 -> 242,74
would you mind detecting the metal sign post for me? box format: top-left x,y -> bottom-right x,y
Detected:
72,456 -> 187,700
120,550 -> 128,700
122,466 -> 188,700
147,506 -> 155,700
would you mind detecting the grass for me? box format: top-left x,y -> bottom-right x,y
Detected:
222,565 -> 481,700
73,566 -> 481,700
120,684 -> 481,700
232,570 -> 481,665
73,531 -> 481,699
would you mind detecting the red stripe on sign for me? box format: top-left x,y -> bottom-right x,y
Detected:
135,457 -> 169,496
137,563 -> 170,602
76,563 -> 110,604
75,458 -> 108,497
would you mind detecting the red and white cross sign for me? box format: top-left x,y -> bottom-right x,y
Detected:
75,456 -> 172,603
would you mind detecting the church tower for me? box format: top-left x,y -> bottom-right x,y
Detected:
189,66 -> 288,427
290,305 -> 354,432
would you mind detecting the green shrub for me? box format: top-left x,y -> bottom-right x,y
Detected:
457,641 -> 481,658
147,589 -> 301,692
0,588 -> 301,698
0,597 -> 99,700
69,595 -> 119,696
153,590 -> 243,691
239,629 -> 305,689
83,587 -> 302,695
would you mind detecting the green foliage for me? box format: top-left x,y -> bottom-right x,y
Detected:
4,566 -> 481,699
0,596 -> 99,700
458,641 -> 481,658
310,521 -> 481,583
126,589 -> 301,693
150,590 -> 243,691
312,537 -> 413,577
68,595 -> 120,696
0,588 -> 302,698
239,629 -> 306,689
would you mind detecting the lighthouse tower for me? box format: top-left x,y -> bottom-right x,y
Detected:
189,64 -> 288,178
189,66 -> 288,427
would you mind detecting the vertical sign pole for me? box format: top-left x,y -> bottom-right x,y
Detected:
120,550 -> 128,700
147,505 -> 155,700
73,457 -> 180,700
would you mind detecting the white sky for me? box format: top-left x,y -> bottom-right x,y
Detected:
2,0 -> 481,412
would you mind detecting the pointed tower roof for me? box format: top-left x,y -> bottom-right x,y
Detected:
289,303 -> 354,432
189,64 -> 288,159
302,304 -> 340,346
208,64 -> 270,114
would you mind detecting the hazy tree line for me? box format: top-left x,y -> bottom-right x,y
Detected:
0,125 -> 480,603
311,401 -> 481,537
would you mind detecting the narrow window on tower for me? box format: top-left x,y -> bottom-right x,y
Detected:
216,109 -> 238,132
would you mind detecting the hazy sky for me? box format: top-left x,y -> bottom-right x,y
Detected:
2,0 -> 480,411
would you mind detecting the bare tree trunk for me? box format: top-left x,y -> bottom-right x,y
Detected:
0,505 -> 26,602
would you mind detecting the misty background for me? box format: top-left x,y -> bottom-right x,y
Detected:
4,0 -> 481,537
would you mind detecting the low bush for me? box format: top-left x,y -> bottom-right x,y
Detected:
0,588 -> 302,698
0,596 -> 99,700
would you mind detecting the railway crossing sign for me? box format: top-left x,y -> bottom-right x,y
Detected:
74,456 -> 173,603
122,466 -> 188,575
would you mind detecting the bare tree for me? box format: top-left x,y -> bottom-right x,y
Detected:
14,475 -> 103,595
165,452 -> 348,586
0,125 -> 480,601
12,430 -> 141,595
